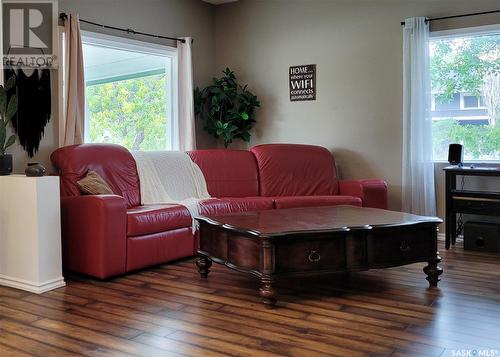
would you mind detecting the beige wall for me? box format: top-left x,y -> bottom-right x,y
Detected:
9,0 -> 216,174
215,0 -> 500,212
5,0 -> 500,222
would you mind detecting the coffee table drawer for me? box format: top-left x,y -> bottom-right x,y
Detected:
367,226 -> 436,266
275,235 -> 346,273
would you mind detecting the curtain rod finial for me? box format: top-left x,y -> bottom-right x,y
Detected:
58,12 -> 68,26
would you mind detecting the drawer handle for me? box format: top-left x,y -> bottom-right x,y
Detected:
400,241 -> 411,253
308,250 -> 321,263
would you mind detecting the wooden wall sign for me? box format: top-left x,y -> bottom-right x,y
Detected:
289,64 -> 316,101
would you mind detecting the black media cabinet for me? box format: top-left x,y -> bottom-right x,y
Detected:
444,166 -> 500,249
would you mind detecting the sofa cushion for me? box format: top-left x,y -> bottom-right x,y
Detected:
273,195 -> 362,209
200,197 -> 274,215
187,150 -> 260,197
127,204 -> 191,237
251,144 -> 339,197
126,228 -> 195,272
51,144 -> 141,208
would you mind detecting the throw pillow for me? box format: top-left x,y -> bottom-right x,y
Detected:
77,170 -> 113,195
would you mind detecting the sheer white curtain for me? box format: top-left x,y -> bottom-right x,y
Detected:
402,17 -> 436,216
177,37 -> 196,151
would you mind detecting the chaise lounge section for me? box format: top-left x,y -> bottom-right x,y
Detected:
51,143 -> 388,279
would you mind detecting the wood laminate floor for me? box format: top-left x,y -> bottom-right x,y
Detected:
1,240 -> 499,356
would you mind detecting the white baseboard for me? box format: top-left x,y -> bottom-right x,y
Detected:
0,275 -> 65,294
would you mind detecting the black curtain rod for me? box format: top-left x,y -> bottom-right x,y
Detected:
400,9 -> 500,26
59,13 -> 187,43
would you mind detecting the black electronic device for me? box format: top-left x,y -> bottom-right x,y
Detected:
464,221 -> 500,253
448,144 -> 463,166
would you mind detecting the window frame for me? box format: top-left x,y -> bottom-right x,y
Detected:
81,31 -> 179,150
459,93 -> 487,110
430,24 -> 500,163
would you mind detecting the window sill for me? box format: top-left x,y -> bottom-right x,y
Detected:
434,160 -> 500,165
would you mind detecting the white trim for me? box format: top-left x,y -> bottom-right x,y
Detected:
81,30 -> 177,57
81,30 -> 178,150
170,54 -> 179,150
0,274 -> 65,294
51,0 -> 59,68
163,55 -> 179,151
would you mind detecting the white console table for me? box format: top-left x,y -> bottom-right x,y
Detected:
0,175 -> 65,293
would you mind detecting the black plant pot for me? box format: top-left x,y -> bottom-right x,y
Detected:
0,154 -> 13,175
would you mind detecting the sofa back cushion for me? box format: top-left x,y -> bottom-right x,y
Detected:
187,150 -> 260,197
251,144 -> 339,197
51,144 -> 141,208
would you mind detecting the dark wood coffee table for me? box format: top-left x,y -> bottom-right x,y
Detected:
195,205 -> 443,308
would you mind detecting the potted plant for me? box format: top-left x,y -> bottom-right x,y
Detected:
0,76 -> 18,175
194,68 -> 260,148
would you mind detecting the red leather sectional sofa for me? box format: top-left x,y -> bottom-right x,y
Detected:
51,143 -> 388,279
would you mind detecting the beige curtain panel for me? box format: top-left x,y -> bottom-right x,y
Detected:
61,14 -> 85,147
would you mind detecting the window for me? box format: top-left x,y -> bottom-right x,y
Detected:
460,93 -> 486,110
82,32 -> 178,151
430,27 -> 500,161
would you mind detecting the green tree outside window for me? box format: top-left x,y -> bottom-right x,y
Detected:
430,34 -> 500,160
86,73 -> 168,151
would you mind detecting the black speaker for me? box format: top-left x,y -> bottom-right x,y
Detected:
464,221 -> 500,252
448,144 -> 463,165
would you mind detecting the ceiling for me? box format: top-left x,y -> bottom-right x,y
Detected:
202,0 -> 238,5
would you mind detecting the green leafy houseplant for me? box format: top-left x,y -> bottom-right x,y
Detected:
194,68 -> 260,148
0,76 -> 18,175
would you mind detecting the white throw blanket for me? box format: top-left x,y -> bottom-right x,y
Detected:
131,151 -> 211,232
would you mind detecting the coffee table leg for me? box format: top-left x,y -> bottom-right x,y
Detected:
423,255 -> 443,287
196,255 -> 212,278
259,278 -> 277,308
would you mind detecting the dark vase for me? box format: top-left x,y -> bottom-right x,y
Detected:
0,154 -> 13,175
25,162 -> 46,177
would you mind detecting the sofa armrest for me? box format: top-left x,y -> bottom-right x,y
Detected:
338,179 -> 388,209
61,194 -> 127,279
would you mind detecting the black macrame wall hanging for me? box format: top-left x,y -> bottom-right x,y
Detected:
4,68 -> 52,158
